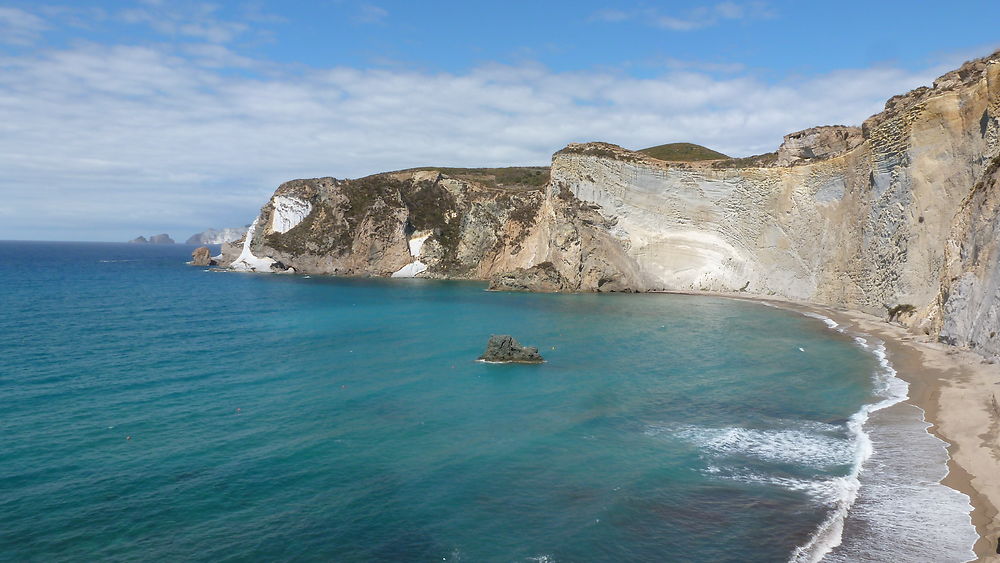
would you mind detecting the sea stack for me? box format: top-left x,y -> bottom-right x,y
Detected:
190,246 -> 216,266
478,335 -> 544,363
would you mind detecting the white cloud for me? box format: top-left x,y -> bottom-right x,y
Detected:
0,40 -> 957,241
119,3 -> 249,43
354,4 -> 388,24
591,2 -> 776,31
662,57 -> 746,73
0,7 -> 48,45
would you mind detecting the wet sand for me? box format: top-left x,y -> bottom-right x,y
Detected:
662,291 -> 1000,562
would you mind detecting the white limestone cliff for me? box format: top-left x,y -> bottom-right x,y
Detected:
550,51 -> 1000,354
185,227 -> 248,245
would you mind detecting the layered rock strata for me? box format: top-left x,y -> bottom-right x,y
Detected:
218,170 -> 645,292
551,51 -> 1000,355
222,50 -> 1000,355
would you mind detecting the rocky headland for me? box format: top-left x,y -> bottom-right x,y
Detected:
218,167 -> 642,291
219,48 -> 1000,358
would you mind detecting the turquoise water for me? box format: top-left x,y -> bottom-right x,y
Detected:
1,242 -> 885,561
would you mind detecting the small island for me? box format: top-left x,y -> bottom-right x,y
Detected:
478,335 -> 544,363
129,234 -> 175,244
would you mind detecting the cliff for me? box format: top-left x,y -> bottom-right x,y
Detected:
186,227 -> 248,245
218,168 -> 644,292
221,49 -> 1000,354
551,49 -> 1000,354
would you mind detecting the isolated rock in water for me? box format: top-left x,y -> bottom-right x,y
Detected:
190,246 -> 216,266
148,234 -> 175,244
478,335 -> 544,363
129,236 -> 148,244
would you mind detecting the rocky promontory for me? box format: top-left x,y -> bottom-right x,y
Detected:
216,168 -> 644,292
217,49 -> 1000,358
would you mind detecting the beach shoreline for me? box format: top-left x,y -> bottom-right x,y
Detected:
659,290 -> 1000,562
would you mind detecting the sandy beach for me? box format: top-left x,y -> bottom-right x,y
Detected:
666,291 -> 1000,561
820,307 -> 1000,562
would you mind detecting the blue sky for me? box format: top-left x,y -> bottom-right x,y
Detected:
1,0 -> 998,241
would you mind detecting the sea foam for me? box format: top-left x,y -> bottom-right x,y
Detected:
686,305 -> 942,562
787,333 -> 907,563
785,312 -> 975,563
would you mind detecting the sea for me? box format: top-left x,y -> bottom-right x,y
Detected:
0,241 -> 979,562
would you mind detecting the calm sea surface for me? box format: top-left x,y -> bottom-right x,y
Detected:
0,241 -> 975,562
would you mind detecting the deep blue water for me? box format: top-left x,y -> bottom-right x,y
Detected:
0,241 -> 887,562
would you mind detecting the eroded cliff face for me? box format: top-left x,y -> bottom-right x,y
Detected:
218,169 -> 645,292
551,51 -> 1000,353
222,50 -> 1000,353
938,156 -> 1000,354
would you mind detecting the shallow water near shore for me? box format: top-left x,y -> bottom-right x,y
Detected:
0,241 -> 977,561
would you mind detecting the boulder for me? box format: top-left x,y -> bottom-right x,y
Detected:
478,335 -> 544,363
190,246 -> 216,266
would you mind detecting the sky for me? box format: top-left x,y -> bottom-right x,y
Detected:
1,1 -> 998,241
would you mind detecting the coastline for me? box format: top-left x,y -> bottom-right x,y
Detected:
662,290 -> 1000,561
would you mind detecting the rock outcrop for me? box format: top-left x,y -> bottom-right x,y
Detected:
774,125 -> 863,166
218,169 -> 645,292
189,246 -> 216,266
220,49 -> 1000,356
478,335 -> 544,363
129,236 -> 148,244
490,262 -> 568,292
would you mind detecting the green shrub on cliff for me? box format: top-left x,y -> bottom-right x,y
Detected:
638,142 -> 729,162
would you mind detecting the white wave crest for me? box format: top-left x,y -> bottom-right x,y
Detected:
671,425 -> 855,470
788,326 -> 908,562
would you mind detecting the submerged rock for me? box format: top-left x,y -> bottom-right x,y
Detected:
478,335 -> 544,363
190,246 -> 216,266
